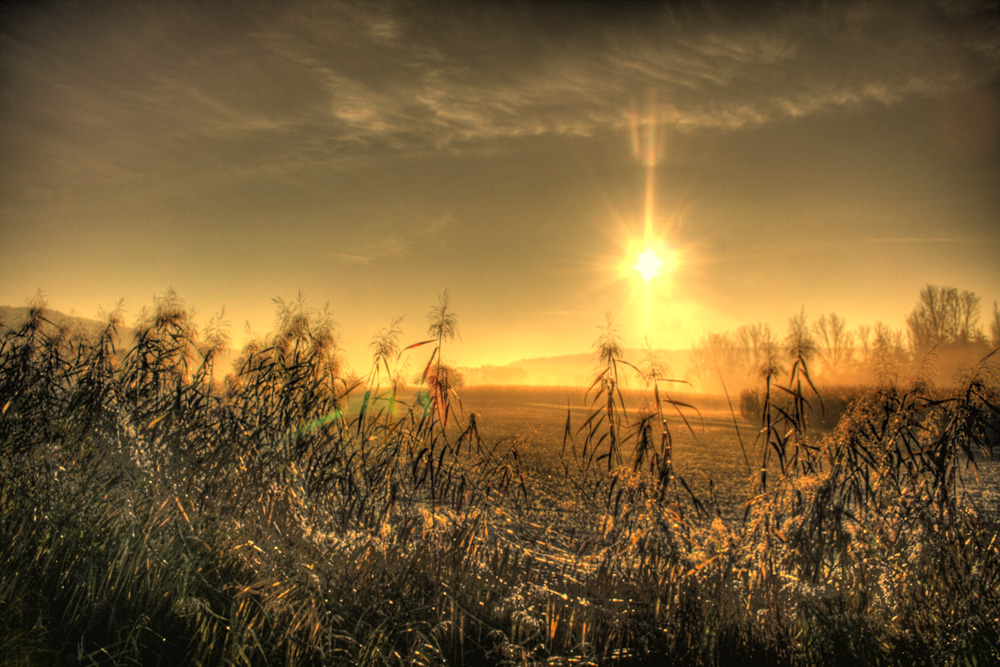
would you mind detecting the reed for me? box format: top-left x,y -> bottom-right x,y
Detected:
1,294 -> 997,665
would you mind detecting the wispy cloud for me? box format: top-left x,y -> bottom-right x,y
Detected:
329,236 -> 405,264
330,253 -> 373,264
328,212 -> 454,265
1,0 -> 997,191
416,214 -> 454,236
249,0 -> 1000,145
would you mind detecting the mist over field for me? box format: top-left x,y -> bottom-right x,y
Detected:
7,283 -> 997,394
2,0 -> 999,664
3,286 -> 999,665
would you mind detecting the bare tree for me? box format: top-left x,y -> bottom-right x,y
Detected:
813,312 -> 855,378
956,290 -> 981,343
735,323 -> 776,379
688,331 -> 740,392
415,362 -> 465,390
871,321 -> 906,384
906,285 -> 982,351
856,324 -> 872,370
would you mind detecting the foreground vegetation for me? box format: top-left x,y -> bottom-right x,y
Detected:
2,293 -> 999,665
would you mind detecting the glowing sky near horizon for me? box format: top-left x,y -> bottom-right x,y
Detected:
1,0 -> 998,372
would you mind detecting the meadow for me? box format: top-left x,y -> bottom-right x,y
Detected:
2,295 -> 999,666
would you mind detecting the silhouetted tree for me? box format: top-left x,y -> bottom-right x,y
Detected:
414,363 -> 464,391
856,324 -> 871,369
814,312 -> 854,378
688,331 -> 740,392
871,321 -> 907,384
735,322 -> 777,379
906,285 -> 983,352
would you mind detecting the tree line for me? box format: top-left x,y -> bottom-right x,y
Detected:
687,285 -> 1000,393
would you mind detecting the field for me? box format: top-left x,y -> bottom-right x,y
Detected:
456,386 -> 1000,522
450,388 -> 749,518
2,300 -> 999,666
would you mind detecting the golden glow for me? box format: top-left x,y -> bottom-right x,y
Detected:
623,239 -> 679,283
635,248 -> 662,281
590,91 -> 699,349
622,92 -> 689,342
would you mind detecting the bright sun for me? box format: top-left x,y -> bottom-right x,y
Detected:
634,248 -> 662,282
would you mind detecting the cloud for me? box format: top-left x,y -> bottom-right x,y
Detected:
2,0 -> 997,192
330,236 -> 405,264
328,213 -> 452,265
257,0 -> 998,150
330,253 -> 373,264
417,214 -> 454,236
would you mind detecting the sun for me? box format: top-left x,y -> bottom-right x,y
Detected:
634,248 -> 663,282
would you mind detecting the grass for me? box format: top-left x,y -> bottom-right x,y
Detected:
1,293 -> 998,665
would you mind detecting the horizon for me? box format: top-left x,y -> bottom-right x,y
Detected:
3,290 -> 995,393
2,0 -> 998,370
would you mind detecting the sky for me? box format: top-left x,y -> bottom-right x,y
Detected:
2,0 -> 998,373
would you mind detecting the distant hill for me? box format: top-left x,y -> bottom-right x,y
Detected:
459,348 -> 694,387
1,306 -> 696,388
0,305 -> 237,372
0,305 -> 123,336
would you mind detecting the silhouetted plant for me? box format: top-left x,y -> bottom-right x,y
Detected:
422,289 -> 460,431
2,293 -> 998,667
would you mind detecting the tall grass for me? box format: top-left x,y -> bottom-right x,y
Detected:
1,295 -> 998,665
